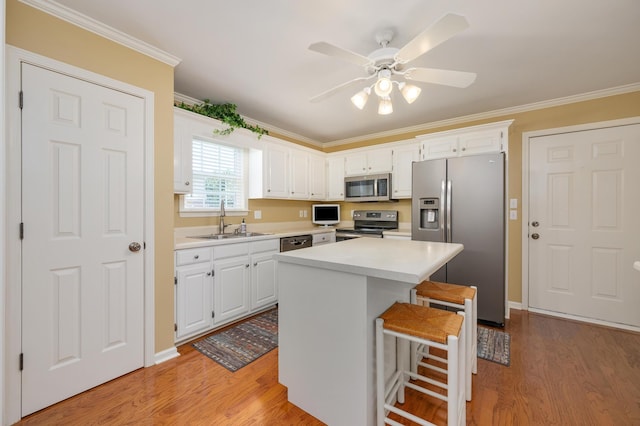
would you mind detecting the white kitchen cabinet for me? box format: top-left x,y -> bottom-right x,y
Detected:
419,120 -> 513,161
391,143 -> 420,198
326,156 -> 345,200
173,113 -> 193,193
308,153 -> 327,200
289,148 -> 309,198
213,242 -> 251,323
174,247 -> 214,341
262,143 -> 290,198
250,239 -> 279,310
344,147 -> 393,176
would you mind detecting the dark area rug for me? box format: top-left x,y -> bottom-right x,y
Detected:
477,326 -> 511,366
193,308 -> 278,372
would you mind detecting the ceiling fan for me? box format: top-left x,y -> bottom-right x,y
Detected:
308,13 -> 477,114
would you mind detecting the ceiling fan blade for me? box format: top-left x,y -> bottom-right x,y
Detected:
395,13 -> 470,64
309,42 -> 372,67
309,75 -> 375,103
404,67 -> 477,88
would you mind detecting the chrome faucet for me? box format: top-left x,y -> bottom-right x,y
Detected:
219,199 -> 228,235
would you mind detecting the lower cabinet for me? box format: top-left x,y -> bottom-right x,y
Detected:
175,238 -> 279,343
174,247 -> 214,341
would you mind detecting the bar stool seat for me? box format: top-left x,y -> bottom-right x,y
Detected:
411,280 -> 477,402
376,302 -> 466,426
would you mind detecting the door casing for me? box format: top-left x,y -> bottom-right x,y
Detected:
4,46 -> 156,425
521,116 -> 640,332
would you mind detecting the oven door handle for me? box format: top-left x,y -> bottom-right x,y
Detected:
335,232 -> 362,239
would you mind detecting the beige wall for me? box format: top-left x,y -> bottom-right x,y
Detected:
6,0 -> 176,353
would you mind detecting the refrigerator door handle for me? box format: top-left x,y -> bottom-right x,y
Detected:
446,180 -> 452,242
441,180 -> 447,240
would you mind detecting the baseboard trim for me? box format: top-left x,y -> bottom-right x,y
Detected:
508,301 -> 523,312
154,347 -> 180,364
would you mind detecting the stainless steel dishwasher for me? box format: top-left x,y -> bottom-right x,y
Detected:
280,235 -> 312,252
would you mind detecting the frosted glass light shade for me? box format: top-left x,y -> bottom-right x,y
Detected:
373,69 -> 393,97
378,97 -> 393,115
350,88 -> 369,110
400,83 -> 421,104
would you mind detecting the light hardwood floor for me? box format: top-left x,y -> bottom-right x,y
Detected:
17,310 -> 640,425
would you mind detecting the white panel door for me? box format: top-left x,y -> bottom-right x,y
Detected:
21,63 -> 145,415
175,263 -> 214,339
528,124 -> 640,327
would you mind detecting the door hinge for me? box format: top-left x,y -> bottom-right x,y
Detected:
19,353 -> 24,371
19,91 -> 23,109
211,270 -> 215,277
174,276 -> 177,285
174,323 -> 177,332
19,222 -> 24,240
143,242 -> 146,249
212,310 -> 215,319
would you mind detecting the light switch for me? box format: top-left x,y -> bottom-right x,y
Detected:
510,198 -> 518,209
510,210 -> 517,220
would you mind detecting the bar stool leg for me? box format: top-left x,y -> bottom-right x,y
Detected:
375,318 -> 385,426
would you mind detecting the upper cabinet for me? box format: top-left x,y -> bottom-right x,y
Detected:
326,155 -> 345,201
344,147 -> 393,176
391,142 -> 420,199
419,120 -> 514,161
174,113 -> 193,193
308,152 -> 327,200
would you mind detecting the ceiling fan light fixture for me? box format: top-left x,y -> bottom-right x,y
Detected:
350,87 -> 370,110
378,97 -> 393,115
399,82 -> 421,104
373,69 -> 393,97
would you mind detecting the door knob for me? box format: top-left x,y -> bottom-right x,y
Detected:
129,242 -> 142,252
532,221 -> 540,227
531,233 -> 540,240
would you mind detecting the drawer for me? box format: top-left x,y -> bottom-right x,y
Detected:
313,232 -> 335,245
175,247 -> 212,266
251,238 -> 280,254
213,242 -> 250,260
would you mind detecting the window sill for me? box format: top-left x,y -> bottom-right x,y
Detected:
178,210 -> 249,218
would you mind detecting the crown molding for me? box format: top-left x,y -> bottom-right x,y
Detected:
19,0 -> 181,67
173,92 -> 322,148
323,82 -> 640,148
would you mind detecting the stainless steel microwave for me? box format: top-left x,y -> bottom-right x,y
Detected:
344,173 -> 393,202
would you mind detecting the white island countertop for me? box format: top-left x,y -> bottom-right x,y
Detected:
274,237 -> 463,285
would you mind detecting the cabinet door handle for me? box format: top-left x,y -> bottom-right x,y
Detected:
207,271 -> 212,276
253,262 -> 258,267
194,254 -> 199,259
245,264 -> 250,268
185,181 -> 190,186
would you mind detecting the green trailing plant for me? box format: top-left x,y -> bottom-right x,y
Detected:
176,99 -> 268,138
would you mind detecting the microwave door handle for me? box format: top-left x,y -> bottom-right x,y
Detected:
446,180 -> 452,242
373,178 -> 378,197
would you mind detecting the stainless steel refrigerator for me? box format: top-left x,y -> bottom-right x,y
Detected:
411,153 -> 505,325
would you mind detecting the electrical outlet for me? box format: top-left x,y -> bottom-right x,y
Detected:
299,210 -> 304,218
303,210 -> 308,218
510,198 -> 518,209
254,210 -> 262,219
510,210 -> 517,220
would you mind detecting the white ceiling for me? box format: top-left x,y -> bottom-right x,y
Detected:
49,0 -> 640,144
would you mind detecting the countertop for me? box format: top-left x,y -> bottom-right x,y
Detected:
274,238 -> 463,284
174,225 -> 336,250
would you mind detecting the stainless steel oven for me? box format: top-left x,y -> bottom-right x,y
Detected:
335,210 -> 398,241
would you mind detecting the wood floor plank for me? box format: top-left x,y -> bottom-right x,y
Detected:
16,311 -> 640,425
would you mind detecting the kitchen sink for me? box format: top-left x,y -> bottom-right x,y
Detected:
188,232 -> 271,240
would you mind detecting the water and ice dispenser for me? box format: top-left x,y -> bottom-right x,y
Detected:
419,198 -> 440,230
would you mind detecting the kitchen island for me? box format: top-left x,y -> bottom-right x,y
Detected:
274,238 -> 464,426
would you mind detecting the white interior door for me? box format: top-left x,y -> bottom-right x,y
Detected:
21,63 -> 145,415
528,124 -> 640,327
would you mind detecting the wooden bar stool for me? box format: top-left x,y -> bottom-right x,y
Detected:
410,280 -> 477,402
376,302 -> 466,426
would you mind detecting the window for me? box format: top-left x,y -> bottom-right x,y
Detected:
182,138 -> 247,214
